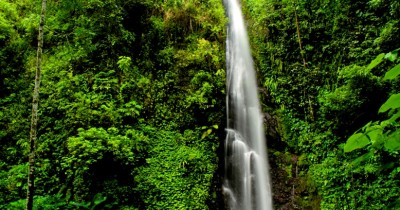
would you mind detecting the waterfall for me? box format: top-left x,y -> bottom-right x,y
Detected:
223,0 -> 273,209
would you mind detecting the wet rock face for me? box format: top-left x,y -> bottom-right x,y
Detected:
268,151 -> 322,210
264,113 -> 321,210
269,151 -> 297,210
270,164 -> 292,206
264,112 -> 279,140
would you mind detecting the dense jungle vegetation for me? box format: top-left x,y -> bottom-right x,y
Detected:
0,0 -> 399,209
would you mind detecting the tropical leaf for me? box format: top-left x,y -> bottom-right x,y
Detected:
384,130 -> 400,152
379,93 -> 400,113
383,63 -> 400,80
344,133 -> 370,152
365,126 -> 383,144
366,53 -> 385,71
388,110 -> 400,123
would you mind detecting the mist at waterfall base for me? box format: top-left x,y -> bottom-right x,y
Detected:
222,0 -> 273,209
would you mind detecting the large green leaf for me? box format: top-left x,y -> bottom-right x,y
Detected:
365,126 -> 383,143
383,63 -> 400,80
379,93 -> 400,113
384,130 -> 400,152
344,133 -> 370,153
366,53 -> 385,71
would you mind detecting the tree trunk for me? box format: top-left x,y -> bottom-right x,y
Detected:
294,0 -> 307,67
26,0 -> 46,209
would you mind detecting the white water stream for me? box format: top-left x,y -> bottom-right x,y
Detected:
223,0 -> 273,209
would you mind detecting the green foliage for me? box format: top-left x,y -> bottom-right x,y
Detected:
135,129 -> 218,209
2,0 -> 398,208
344,51 -> 400,154
69,193 -> 107,210
59,127 -> 150,204
310,155 -> 400,209
0,0 -> 225,208
2,195 -> 66,210
242,0 -> 400,208
1,193 -> 107,210
323,50 -> 400,208
117,56 -> 132,74
0,164 -> 27,205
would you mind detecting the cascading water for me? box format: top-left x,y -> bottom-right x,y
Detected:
223,0 -> 273,209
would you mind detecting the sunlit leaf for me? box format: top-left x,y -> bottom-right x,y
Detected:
366,53 -> 385,71
388,111 -> 400,123
385,49 -> 399,62
384,130 -> 400,151
379,93 -> 400,113
383,63 -> 400,80
344,133 -> 370,152
365,126 -> 383,144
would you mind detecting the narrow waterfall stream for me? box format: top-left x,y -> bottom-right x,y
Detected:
223,0 -> 273,209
